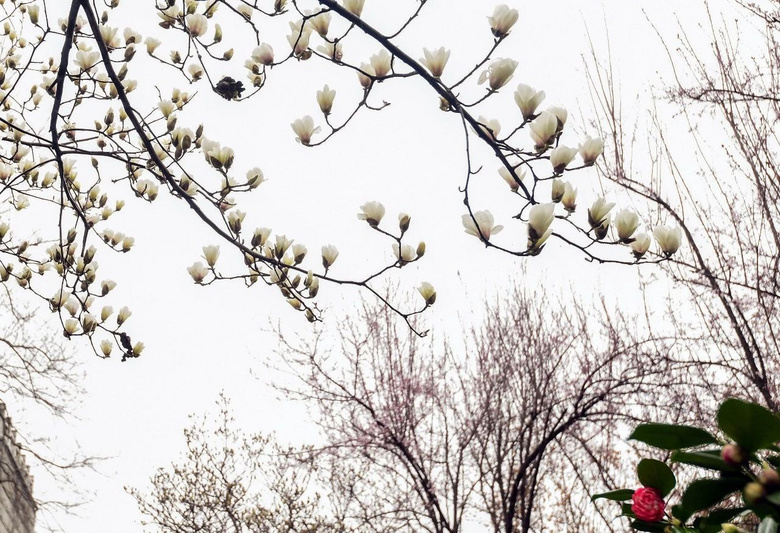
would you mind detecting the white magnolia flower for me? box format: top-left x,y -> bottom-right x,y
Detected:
185,14 -> 208,38
551,178 -> 565,203
653,225 -> 683,256
398,212 -> 411,233
145,37 -> 161,54
549,145 -> 578,174
28,5 -> 40,24
101,306 -> 113,321
63,297 -> 80,317
342,0 -> 365,17
579,136 -> 604,165
317,41 -> 343,61
321,244 -> 339,268
528,203 -> 555,243
99,25 -> 121,48
478,58 -> 518,91
100,339 -> 113,357
287,20 -> 312,56
546,106 -> 568,130
462,210 -> 503,241
246,167 -> 265,189
370,49 -> 392,77
529,111 -> 557,150
207,146 -> 234,171
117,306 -> 132,326
121,235 -> 135,251
417,282 -> 436,306
614,209 -> 640,242
587,197 -> 615,228
202,245 -> 220,267
307,10 -> 331,36
630,232 -> 652,259
64,318 -> 80,336
101,280 -> 117,295
187,261 -> 209,283
291,243 -> 307,264
251,43 -> 274,65
316,85 -> 336,115
13,195 -> 30,210
291,116 -> 320,145
74,50 -> 100,72
132,342 -> 145,356
81,313 -> 97,334
252,227 -> 272,248
237,3 -> 253,19
392,243 -> 416,263
188,63 -> 203,80
487,4 -> 519,38
499,166 -> 525,191
514,83 -> 545,120
158,100 -> 175,118
562,182 -> 577,212
357,62 -> 374,88
357,201 -> 385,227
476,116 -> 501,139
420,47 -> 450,78
227,209 -> 246,233
274,235 -> 293,258
51,289 -> 72,309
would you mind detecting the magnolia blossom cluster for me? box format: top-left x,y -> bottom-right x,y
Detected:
354,201 -> 434,307
461,196 -> 683,260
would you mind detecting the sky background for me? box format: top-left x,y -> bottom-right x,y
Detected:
7,0 -> 739,530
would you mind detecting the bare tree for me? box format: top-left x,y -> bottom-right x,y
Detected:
129,393 -> 362,533
586,0 -> 780,411
0,285 -> 103,530
272,283 -> 670,533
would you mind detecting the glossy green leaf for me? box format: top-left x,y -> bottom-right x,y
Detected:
631,520 -> 668,532
591,488 -> 635,502
693,507 -> 748,533
767,491 -> 780,505
680,478 -> 745,517
637,458 -> 676,497
630,423 -> 717,450
718,398 -> 780,451
671,450 -> 733,471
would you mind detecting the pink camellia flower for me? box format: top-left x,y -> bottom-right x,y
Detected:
631,487 -> 665,522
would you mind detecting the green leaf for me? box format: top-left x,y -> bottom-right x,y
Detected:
671,450 -> 734,471
766,491 -> 780,505
680,478 -> 745,517
718,398 -> 780,452
630,423 -> 718,450
637,458 -> 676,497
759,517 -> 779,533
591,488 -> 635,502
694,507 -> 748,533
631,520 -> 668,532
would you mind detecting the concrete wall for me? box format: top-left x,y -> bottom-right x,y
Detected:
0,401 -> 35,533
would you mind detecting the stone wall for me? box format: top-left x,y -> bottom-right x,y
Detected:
0,401 -> 35,533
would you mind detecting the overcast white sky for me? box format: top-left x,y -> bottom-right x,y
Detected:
7,0 -> 737,531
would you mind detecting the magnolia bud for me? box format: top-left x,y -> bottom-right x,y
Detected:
721,444 -> 746,466
743,482 -> 765,505
759,468 -> 780,488
399,213 -> 410,233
